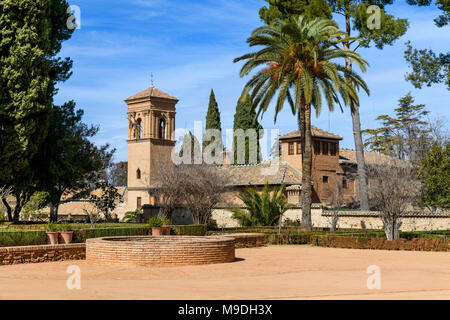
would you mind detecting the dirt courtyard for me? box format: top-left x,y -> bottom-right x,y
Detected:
0,245 -> 449,300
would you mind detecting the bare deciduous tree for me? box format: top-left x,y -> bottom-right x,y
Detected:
83,206 -> 101,229
326,177 -> 343,231
367,158 -> 422,240
152,161 -> 230,224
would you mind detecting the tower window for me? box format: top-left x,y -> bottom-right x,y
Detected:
323,176 -> 329,183
137,118 -> 142,139
330,143 -> 337,156
288,142 -> 294,155
136,168 -> 141,180
314,141 -> 320,155
159,119 -> 166,139
297,142 -> 301,154
343,178 -> 348,189
322,142 -> 328,155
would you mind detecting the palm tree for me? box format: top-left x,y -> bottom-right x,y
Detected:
234,16 -> 369,230
231,183 -> 293,227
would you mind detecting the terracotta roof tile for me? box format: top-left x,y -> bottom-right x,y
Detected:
339,149 -> 396,165
219,161 -> 302,187
125,86 -> 179,102
280,126 -> 343,140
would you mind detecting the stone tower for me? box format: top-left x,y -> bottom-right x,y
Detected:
125,86 -> 178,211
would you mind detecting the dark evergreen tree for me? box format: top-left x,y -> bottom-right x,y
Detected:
418,143 -> 450,209
233,94 -> 263,165
362,93 -> 432,165
35,101 -> 115,222
0,0 -> 74,221
203,89 -> 223,158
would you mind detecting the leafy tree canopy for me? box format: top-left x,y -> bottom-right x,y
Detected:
36,101 -> 115,221
418,143 -> 450,209
259,0 -> 408,50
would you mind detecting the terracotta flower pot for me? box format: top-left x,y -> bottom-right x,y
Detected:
161,226 -> 172,235
152,227 -> 163,236
60,231 -> 73,244
46,232 -> 59,245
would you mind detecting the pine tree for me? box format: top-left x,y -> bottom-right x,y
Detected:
363,93 -> 431,164
203,89 -> 223,158
233,94 -> 263,165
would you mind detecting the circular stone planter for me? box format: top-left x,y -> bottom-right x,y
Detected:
86,236 -> 235,267
220,233 -> 266,248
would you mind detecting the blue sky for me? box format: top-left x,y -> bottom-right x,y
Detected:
54,0 -> 450,162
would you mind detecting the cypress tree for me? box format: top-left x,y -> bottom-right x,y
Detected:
0,0 -> 74,221
203,89 -> 223,156
233,94 -> 263,165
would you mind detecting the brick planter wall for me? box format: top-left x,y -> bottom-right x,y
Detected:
219,233 -> 266,248
0,244 -> 86,265
86,236 -> 235,267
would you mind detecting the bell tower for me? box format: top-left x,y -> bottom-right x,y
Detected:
125,86 -> 177,211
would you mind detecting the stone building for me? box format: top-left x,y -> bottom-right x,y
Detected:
123,86 -> 375,211
125,86 -> 177,212
20,86 -> 447,230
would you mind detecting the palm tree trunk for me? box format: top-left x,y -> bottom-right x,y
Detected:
344,14 -> 369,211
299,104 -> 313,230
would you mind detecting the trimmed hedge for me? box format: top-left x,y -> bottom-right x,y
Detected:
0,224 -> 208,247
172,224 -> 207,236
0,230 -> 47,247
72,227 -> 150,243
311,235 -> 450,252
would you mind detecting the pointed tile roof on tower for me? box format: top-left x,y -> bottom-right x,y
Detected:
125,86 -> 179,102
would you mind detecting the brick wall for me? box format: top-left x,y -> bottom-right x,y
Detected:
0,244 -> 85,265
86,236 -> 235,267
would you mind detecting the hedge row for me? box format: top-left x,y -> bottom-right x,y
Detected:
0,224 -> 207,247
72,227 -> 149,243
0,223 -> 147,231
0,230 -> 47,247
172,224 -> 207,236
310,235 -> 450,252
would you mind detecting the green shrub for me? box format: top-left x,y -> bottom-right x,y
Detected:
44,222 -> 59,232
148,217 -> 163,227
0,226 -> 150,247
207,219 -> 218,231
172,224 -> 207,236
0,230 -> 47,247
122,211 -> 138,223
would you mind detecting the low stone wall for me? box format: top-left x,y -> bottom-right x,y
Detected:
211,207 -> 450,231
0,244 -> 85,265
86,236 -> 236,267
218,233 -> 266,248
